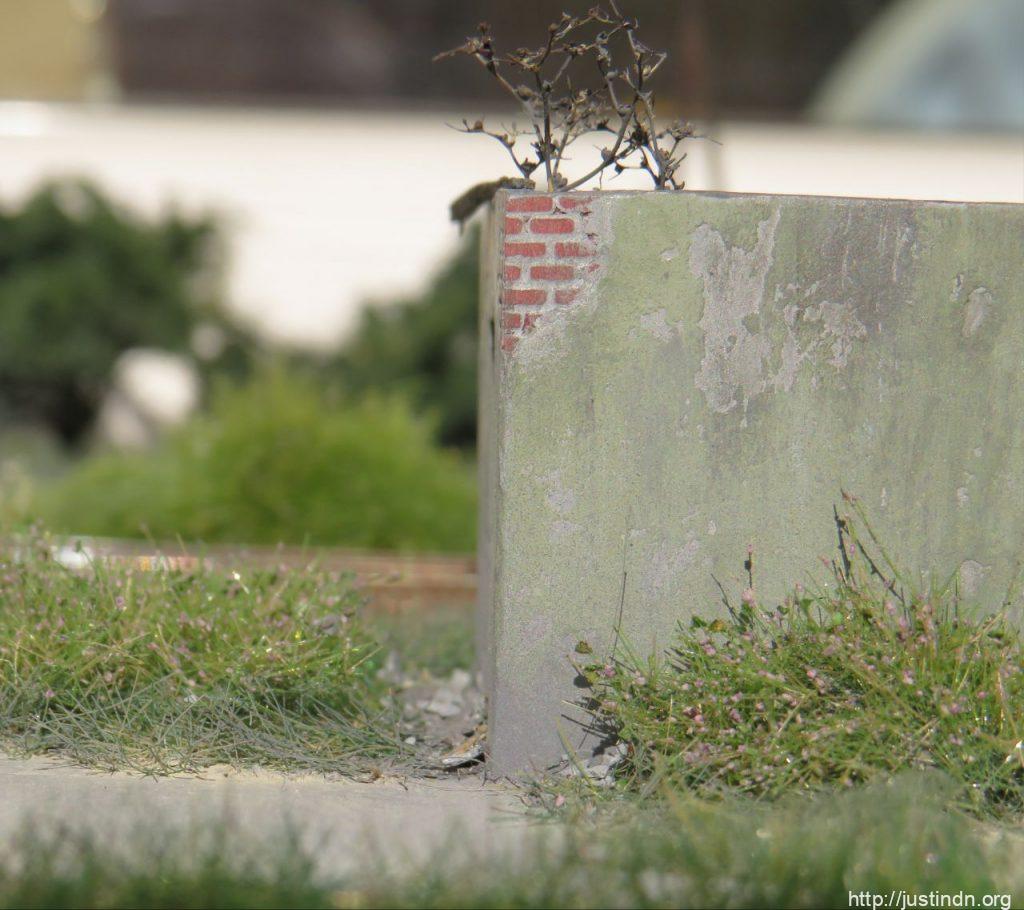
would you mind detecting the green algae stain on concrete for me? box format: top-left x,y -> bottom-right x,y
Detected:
483,190 -> 1024,774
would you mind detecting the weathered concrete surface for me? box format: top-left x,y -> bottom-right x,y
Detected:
0,755 -> 528,880
476,209 -> 500,695
480,189 -> 1024,775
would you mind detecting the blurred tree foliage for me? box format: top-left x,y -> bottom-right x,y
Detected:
0,181 -> 244,446
335,226 -> 479,450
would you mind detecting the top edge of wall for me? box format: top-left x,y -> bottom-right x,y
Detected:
496,187 -> 1023,208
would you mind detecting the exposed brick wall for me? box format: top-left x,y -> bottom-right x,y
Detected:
498,192 -> 603,354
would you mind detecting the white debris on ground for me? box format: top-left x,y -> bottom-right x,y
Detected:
560,742 -> 630,788
422,669 -> 474,719
386,659 -> 487,773
53,544 -> 95,571
440,723 -> 487,769
395,660 -> 626,778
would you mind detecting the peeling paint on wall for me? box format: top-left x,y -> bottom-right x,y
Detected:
958,559 -> 989,597
689,201 -> 923,415
639,537 -> 702,600
807,300 -> 868,368
690,209 -> 781,414
963,288 -> 994,337
639,308 -> 675,342
542,470 -> 577,516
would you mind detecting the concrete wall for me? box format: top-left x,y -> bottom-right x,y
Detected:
475,209 -> 499,695
479,188 -> 1024,776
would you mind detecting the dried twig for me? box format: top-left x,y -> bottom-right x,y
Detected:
435,4 -> 694,192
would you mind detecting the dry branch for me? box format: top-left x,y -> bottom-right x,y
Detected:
436,4 -> 695,193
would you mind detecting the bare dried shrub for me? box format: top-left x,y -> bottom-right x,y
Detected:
435,3 -> 695,192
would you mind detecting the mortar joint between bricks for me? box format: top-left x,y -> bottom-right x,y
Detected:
498,193 -> 603,353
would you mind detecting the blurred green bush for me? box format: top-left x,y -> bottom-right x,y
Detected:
335,226 -> 479,450
3,180 -> 482,551
35,368 -> 476,552
0,181 -> 245,446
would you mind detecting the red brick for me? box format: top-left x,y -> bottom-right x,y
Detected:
504,216 -> 524,235
502,312 -> 523,329
530,217 -> 575,234
504,242 -> 546,258
523,312 -> 541,329
555,288 -> 580,305
501,336 -> 519,353
555,241 -> 595,258
556,195 -> 593,211
507,195 -> 554,213
504,265 -> 521,281
504,288 -> 547,307
530,264 -> 575,281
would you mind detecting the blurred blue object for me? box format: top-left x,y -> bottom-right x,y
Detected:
811,0 -> 1024,132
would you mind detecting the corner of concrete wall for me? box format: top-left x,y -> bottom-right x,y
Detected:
485,188 -> 615,776
475,201 -> 501,697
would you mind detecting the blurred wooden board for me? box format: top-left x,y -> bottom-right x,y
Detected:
45,536 -> 477,614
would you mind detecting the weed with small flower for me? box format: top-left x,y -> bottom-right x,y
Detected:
577,500 -> 1024,819
0,533 -> 402,774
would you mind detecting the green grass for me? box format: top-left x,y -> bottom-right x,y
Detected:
32,367 -> 477,552
2,509 -> 1024,907
0,532 -> 402,774
0,775 -> 1017,908
0,821 -> 327,910
576,501 -> 1024,819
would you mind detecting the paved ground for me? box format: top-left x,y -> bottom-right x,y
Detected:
0,754 -> 535,880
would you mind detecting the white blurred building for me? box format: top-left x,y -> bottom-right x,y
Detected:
0,102 -> 1020,352
0,0 -> 1020,353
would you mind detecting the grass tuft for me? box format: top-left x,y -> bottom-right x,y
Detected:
0,819 -> 328,910
0,532 -> 402,774
579,503 -> 1024,818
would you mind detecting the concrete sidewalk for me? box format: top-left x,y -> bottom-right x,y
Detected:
0,755 -> 532,880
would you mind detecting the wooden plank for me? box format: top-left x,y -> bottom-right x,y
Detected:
42,536 -> 478,613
